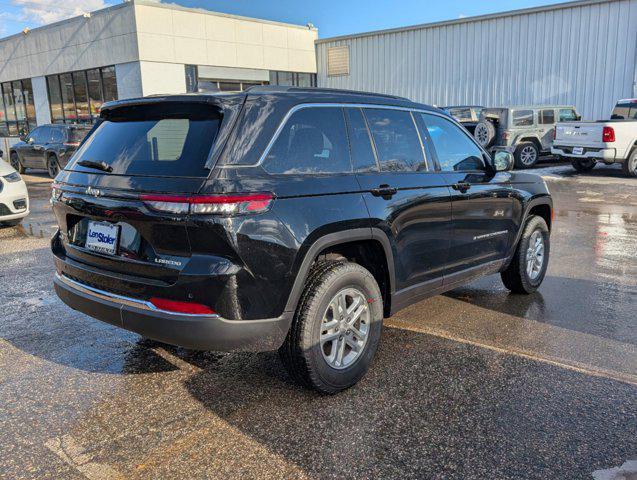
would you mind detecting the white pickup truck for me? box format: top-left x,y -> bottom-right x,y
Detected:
552,99 -> 637,177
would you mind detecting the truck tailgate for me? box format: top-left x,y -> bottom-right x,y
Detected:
555,122 -> 603,148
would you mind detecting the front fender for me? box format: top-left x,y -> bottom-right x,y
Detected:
502,194 -> 553,269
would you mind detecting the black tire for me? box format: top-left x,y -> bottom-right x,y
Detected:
514,142 -> 540,169
501,216 -> 550,294
279,260 -> 384,394
47,154 -> 60,178
474,119 -> 496,148
571,158 -> 596,172
622,148 -> 637,177
9,152 -> 24,174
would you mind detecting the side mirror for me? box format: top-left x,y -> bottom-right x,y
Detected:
19,133 -> 27,141
575,115 -> 582,121
492,150 -> 514,172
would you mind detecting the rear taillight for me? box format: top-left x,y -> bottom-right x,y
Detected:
140,192 -> 274,215
150,297 -> 216,315
602,126 -> 615,143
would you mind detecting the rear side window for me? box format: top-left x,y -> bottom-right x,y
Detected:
344,108 -> 377,172
51,127 -> 65,143
539,109 -> 555,125
558,108 -> 578,121
69,128 -> 90,143
512,110 -> 534,127
264,107 -> 351,174
422,113 -> 486,172
70,104 -> 221,177
364,109 -> 425,172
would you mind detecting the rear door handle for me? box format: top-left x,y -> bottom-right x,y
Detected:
452,181 -> 471,193
452,182 -> 471,193
371,185 -> 398,197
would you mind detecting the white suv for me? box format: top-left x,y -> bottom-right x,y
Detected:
0,157 -> 29,226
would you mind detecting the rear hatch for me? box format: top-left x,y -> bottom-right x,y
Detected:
555,122 -> 604,148
52,95 -> 243,284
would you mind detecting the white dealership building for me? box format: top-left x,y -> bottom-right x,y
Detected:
0,0 -> 635,154
0,0 -> 318,152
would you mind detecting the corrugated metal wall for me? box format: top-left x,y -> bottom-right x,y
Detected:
316,0 -> 637,120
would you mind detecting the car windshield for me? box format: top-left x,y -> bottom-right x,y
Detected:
68,104 -> 222,177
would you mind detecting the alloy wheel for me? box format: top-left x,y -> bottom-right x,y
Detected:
520,145 -> 538,166
526,230 -> 545,280
10,155 -> 20,171
320,287 -> 370,370
48,158 -> 59,178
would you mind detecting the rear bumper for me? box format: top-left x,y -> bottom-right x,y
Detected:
54,273 -> 291,352
552,146 -> 617,161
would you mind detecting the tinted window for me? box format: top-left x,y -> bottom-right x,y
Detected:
70,104 -> 221,177
364,109 -> 425,172
422,113 -> 486,172
558,109 -> 578,121
264,107 -> 351,174
539,109 -> 555,125
512,110 -> 534,127
51,127 -> 65,143
345,108 -> 377,172
69,128 -> 90,143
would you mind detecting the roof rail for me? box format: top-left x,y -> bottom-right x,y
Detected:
243,85 -> 410,101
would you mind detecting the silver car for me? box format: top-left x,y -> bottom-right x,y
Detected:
473,105 -> 580,168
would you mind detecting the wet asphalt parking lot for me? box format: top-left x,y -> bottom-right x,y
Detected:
1,162 -> 636,479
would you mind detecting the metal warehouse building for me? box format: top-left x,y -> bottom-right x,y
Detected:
317,0 -> 637,120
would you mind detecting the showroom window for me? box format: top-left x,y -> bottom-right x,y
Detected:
269,71 -> 317,87
0,78 -> 36,137
46,66 -> 117,125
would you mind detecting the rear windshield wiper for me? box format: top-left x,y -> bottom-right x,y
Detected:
77,160 -> 113,173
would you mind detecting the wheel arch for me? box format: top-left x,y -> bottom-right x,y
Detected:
503,196 -> 553,269
284,228 -> 395,318
516,136 -> 542,151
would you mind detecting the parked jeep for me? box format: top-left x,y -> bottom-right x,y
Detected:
440,105 -> 484,135
473,105 -> 580,168
51,87 -> 553,393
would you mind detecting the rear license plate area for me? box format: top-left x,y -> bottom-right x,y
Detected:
572,146 -> 584,155
86,221 -> 120,255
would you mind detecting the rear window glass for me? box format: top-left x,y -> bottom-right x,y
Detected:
263,107 -> 351,174
611,103 -> 637,120
69,104 -> 221,177
558,108 -> 578,121
512,110 -> 534,127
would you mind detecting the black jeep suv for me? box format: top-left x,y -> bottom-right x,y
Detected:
51,87 -> 553,393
